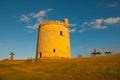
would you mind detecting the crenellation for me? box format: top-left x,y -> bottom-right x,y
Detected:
40,19 -> 68,28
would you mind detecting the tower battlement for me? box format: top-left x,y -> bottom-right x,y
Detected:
40,18 -> 68,28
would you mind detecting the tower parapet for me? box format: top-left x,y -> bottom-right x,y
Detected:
40,18 -> 69,28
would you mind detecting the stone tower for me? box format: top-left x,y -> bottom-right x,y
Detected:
36,18 -> 71,59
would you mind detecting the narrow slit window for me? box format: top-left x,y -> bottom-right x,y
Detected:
60,31 -> 63,36
53,49 -> 56,53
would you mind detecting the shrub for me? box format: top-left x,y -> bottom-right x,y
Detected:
78,54 -> 83,58
26,58 -> 34,63
1,58 -> 9,62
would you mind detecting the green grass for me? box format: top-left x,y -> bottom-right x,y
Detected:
0,54 -> 120,80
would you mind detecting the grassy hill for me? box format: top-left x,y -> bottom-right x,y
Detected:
0,54 -> 120,80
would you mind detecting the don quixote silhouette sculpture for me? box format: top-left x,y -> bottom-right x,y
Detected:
91,49 -> 101,56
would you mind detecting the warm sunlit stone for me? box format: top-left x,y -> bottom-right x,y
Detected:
36,18 -> 71,59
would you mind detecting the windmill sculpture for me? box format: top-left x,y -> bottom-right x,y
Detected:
10,52 -> 15,60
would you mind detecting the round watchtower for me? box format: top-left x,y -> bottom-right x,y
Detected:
36,18 -> 71,59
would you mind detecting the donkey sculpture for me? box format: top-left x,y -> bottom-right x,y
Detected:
104,51 -> 111,55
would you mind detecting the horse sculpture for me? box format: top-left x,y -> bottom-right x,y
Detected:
104,51 -> 111,55
91,49 -> 101,56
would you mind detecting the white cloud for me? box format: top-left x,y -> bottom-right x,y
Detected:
80,17 -> 120,32
91,18 -> 107,29
68,23 -> 77,32
93,25 -> 107,29
28,13 -> 34,16
20,15 -> 30,22
32,8 -> 53,18
26,23 -> 39,30
69,28 -> 76,32
32,10 -> 46,18
69,24 -> 77,27
85,18 -> 108,29
37,17 -> 44,24
95,19 -> 103,24
104,17 -> 120,24
79,28 -> 86,33
20,8 -> 53,31
47,8 -> 53,11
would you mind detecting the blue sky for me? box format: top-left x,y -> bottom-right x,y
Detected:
0,0 -> 120,60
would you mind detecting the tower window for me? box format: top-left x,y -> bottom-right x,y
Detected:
60,31 -> 63,36
53,49 -> 56,53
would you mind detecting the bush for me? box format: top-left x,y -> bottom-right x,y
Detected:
1,58 -> 9,62
26,58 -> 34,63
78,54 -> 83,58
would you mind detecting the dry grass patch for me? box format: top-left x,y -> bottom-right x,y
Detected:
0,54 -> 120,80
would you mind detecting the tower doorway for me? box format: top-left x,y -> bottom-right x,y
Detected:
40,52 -> 42,58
